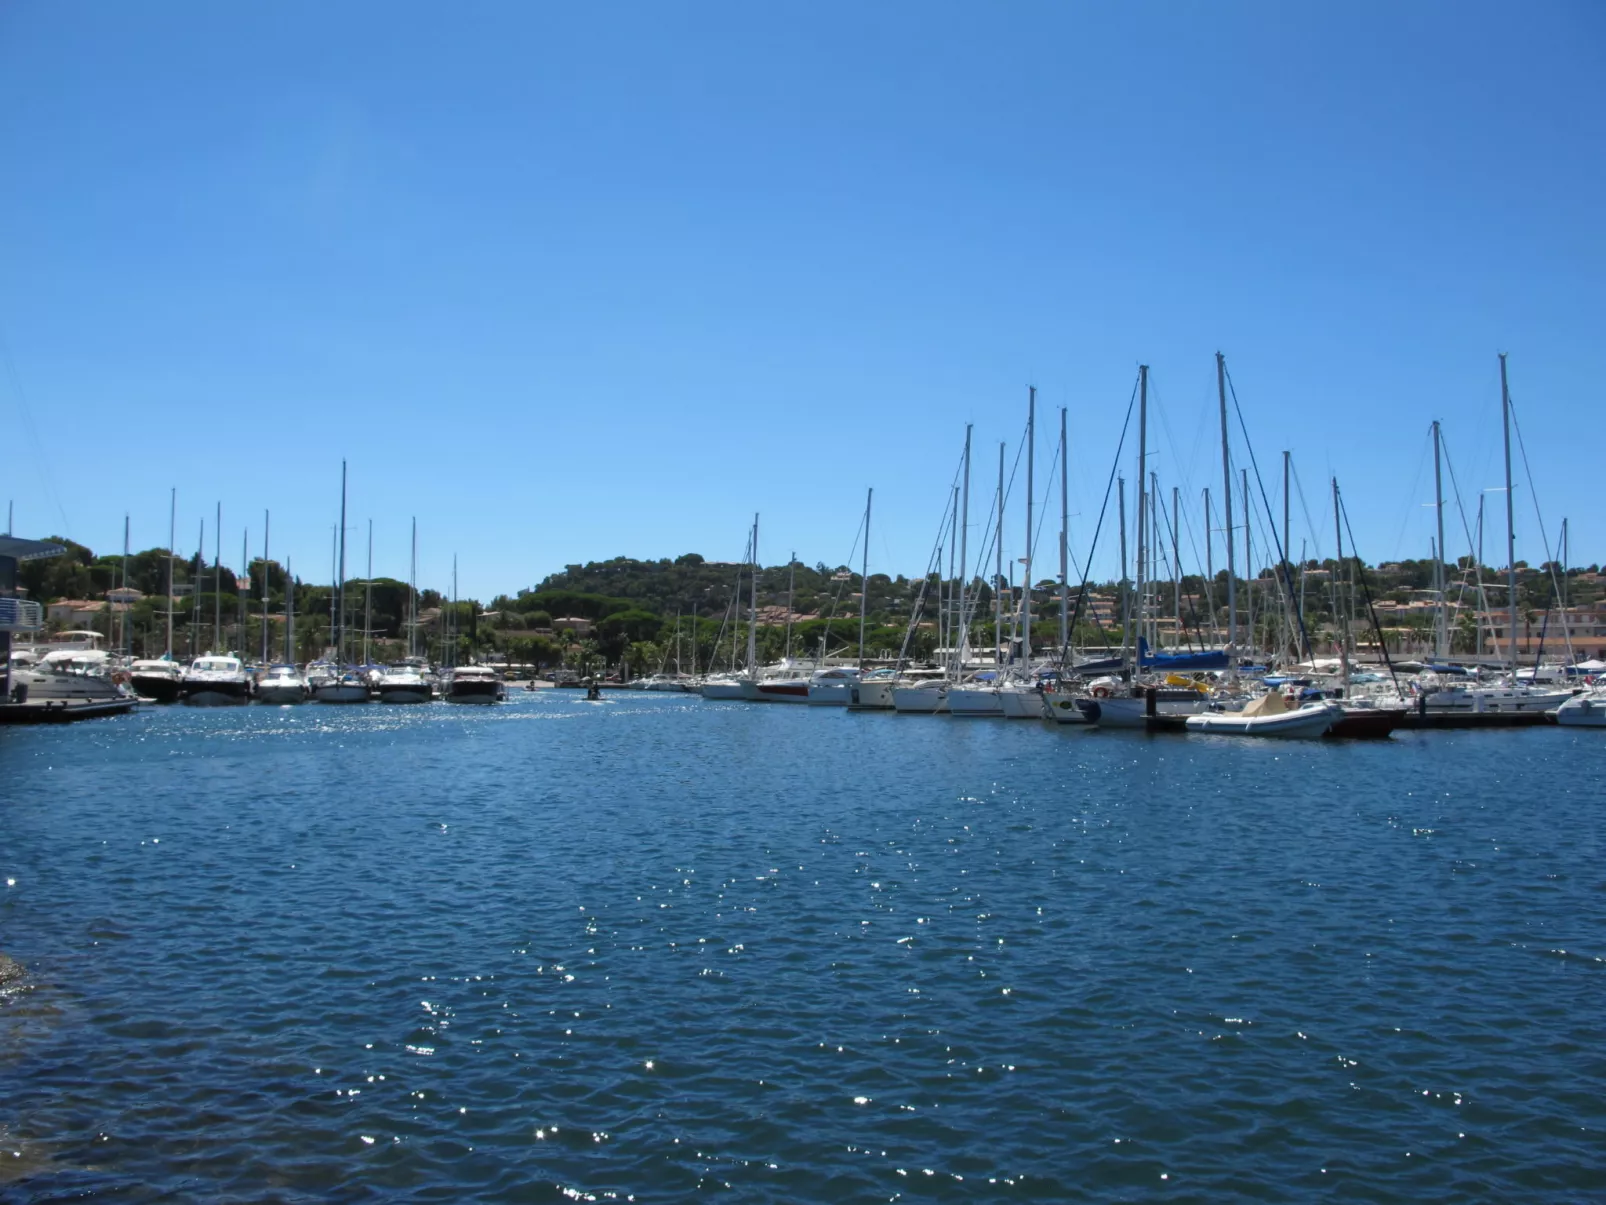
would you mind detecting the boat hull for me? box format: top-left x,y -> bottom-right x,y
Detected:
376,685 -> 430,704
752,681 -> 810,704
1326,707 -> 1407,739
447,682 -> 502,704
181,682 -> 250,707
1045,696 -> 1098,725
891,686 -> 947,713
997,688 -> 1047,719
130,674 -> 183,704
806,681 -> 854,706
947,687 -> 1004,716
700,679 -> 747,699
312,683 -> 370,704
849,680 -> 896,710
1554,694 -> 1606,727
1185,704 -> 1340,738
255,683 -> 307,705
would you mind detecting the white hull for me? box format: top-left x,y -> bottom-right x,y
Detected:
1185,703 -> 1340,738
892,686 -> 947,713
700,679 -> 747,700
751,680 -> 811,704
947,687 -> 1004,716
1554,693 -> 1606,727
849,680 -> 896,710
1091,693 -> 1211,728
1045,695 -> 1097,725
997,688 -> 1047,719
1421,687 -> 1574,713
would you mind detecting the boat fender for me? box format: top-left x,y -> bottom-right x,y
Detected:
1092,685 -> 1112,699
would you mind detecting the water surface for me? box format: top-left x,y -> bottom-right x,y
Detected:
2,694 -> 1603,1201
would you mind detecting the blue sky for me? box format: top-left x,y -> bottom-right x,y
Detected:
2,2 -> 1602,599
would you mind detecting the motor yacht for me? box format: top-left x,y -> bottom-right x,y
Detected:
375,663 -> 432,704
1552,688 -> 1606,728
805,666 -> 861,705
128,659 -> 184,703
180,655 -> 251,706
447,665 -> 503,704
847,667 -> 899,710
9,647 -> 131,705
311,669 -> 371,704
255,665 -> 308,705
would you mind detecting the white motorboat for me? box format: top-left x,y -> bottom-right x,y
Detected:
10,647 -> 130,705
1185,691 -> 1342,738
180,655 -> 251,706
375,664 -> 431,704
1552,689 -> 1606,728
806,667 -> 861,705
1076,676 -> 1212,728
255,665 -> 308,705
446,665 -> 503,704
1414,674 -> 1574,714
747,674 -> 811,703
128,658 -> 184,703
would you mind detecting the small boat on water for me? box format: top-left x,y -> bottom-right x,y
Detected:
10,647 -> 131,705
1552,689 -> 1606,728
700,674 -> 747,700
128,658 -> 184,703
847,667 -> 899,710
375,664 -> 432,704
1186,691 -> 1341,738
180,655 -> 251,706
447,665 -> 503,704
254,664 -> 308,705
805,667 -> 862,705
311,669 -> 371,704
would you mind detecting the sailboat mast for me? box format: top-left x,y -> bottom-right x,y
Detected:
1333,477 -> 1349,688
1171,484 -> 1180,649
213,501 -> 221,652
286,557 -> 294,663
1023,386 -> 1034,664
410,517 -> 418,660
958,425 -> 972,672
120,514 -> 129,655
1432,420 -> 1447,659
239,529 -> 247,657
363,518 -> 373,667
1500,353 -> 1517,678
1217,352 -> 1236,677
261,510 -> 270,665
859,487 -> 872,668
994,442 -> 1004,670
1282,450 -> 1291,656
166,488 -> 175,658
1058,407 -> 1068,661
784,553 -> 795,661
746,514 -> 759,674
1243,468 -> 1253,657
1203,487 -> 1214,643
1133,365 -> 1148,673
1117,476 -> 1128,663
196,518 -> 204,656
337,460 -> 348,667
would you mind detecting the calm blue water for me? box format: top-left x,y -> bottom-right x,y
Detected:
1,694 -> 1603,1202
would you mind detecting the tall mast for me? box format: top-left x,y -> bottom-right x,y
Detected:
1432,420 -> 1447,659
1171,484 -> 1180,649
1333,477 -> 1349,689
1058,407 -> 1068,661
945,486 -> 958,661
1133,365 -> 1148,672
1282,450 -> 1292,656
1500,353 -> 1518,678
451,555 -> 458,668
1243,468 -> 1253,657
784,553 -> 796,661
166,488 -> 175,658
858,487 -> 872,668
213,501 -> 222,652
337,460 -> 348,667
120,513 -> 129,655
1203,488 -> 1214,643
957,424 -> 972,672
1217,352 -> 1236,678
994,441 -> 1004,669
363,518 -> 373,667
409,517 -> 418,660
1117,476 -> 1128,663
1023,386 -> 1035,665
329,524 -> 337,658
745,514 -> 759,674
196,517 -> 204,655
239,529 -> 247,657
286,557 -> 294,663
261,510 -> 271,664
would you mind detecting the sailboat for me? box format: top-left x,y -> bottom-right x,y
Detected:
808,488 -> 873,705
313,461 -> 370,703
